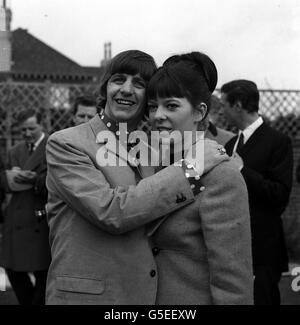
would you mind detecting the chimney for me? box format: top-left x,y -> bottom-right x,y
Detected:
108,42 -> 112,60
104,43 -> 108,61
100,42 -> 112,67
0,0 -> 12,72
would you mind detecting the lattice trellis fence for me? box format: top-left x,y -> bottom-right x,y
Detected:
212,89 -> 300,139
0,81 -> 300,152
0,81 -> 100,151
0,80 -> 300,261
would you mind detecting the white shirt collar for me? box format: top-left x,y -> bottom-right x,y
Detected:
241,116 -> 263,144
233,116 -> 263,154
33,132 -> 45,150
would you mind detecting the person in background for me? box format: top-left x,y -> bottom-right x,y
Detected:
73,94 -> 99,126
147,52 -> 253,305
205,95 -> 235,146
221,79 -> 293,305
0,109 -> 51,305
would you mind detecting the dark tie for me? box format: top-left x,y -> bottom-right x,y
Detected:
236,133 -> 244,155
28,143 -> 34,155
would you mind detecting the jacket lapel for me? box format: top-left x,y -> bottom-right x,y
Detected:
225,136 -> 238,156
239,123 -> 266,156
23,136 -> 48,171
89,115 -> 167,235
18,142 -> 31,168
225,123 -> 267,157
89,115 -> 139,170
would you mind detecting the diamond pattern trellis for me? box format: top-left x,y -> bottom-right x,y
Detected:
0,81 -> 99,150
0,81 -> 299,153
212,89 -> 300,139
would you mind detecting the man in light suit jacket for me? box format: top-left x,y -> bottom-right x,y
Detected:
0,109 -> 51,305
221,80 -> 293,305
45,50 -> 228,305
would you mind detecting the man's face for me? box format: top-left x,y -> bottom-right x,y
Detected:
220,92 -> 238,127
104,73 -> 146,124
21,116 -> 43,144
74,104 -> 97,126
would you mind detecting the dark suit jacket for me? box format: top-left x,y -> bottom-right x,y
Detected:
0,137 -> 51,271
225,123 -> 293,272
296,158 -> 300,183
0,155 -> 6,223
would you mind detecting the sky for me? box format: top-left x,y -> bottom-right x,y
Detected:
5,0 -> 300,89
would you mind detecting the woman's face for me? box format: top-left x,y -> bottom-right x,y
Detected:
105,73 -> 146,124
148,97 -> 199,146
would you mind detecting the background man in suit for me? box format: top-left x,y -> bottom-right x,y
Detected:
0,109 -> 51,305
72,94 -> 99,126
220,80 -> 293,305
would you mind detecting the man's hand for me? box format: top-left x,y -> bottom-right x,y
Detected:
203,139 -> 230,174
185,138 -> 229,176
14,170 -> 37,184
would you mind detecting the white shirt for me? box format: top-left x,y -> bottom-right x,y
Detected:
233,116 -> 263,154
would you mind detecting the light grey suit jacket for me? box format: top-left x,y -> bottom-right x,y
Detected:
45,115 -> 195,305
151,160 -> 254,305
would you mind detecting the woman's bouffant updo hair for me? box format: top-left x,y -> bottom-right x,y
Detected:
147,52 -> 218,119
97,50 -> 157,109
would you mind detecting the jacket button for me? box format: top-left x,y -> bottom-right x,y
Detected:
152,247 -> 160,256
150,270 -> 156,277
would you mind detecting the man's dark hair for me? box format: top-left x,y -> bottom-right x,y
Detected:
98,50 -> 157,108
17,109 -> 42,125
221,79 -> 259,113
73,94 -> 98,115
